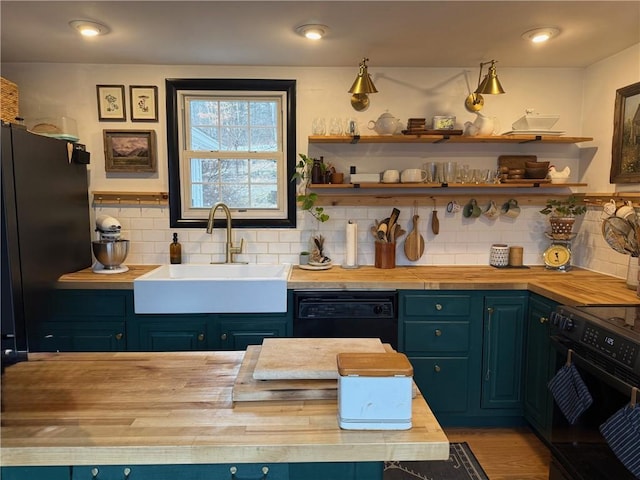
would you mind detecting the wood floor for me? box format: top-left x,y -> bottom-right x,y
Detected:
444,427 -> 550,480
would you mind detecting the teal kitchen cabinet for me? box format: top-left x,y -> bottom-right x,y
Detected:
399,290 -> 528,426
399,291 -> 482,418
129,314 -> 212,351
481,294 -> 527,412
523,293 -> 558,442
217,291 -> 293,350
1,467 -> 70,480
29,290 -> 128,352
71,463 -> 289,480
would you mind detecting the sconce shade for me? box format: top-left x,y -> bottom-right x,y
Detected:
475,61 -> 505,95
348,58 -> 378,94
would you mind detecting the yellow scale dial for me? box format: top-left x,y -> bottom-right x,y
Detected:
543,244 -> 571,268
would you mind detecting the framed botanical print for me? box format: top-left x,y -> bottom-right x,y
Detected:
130,85 -> 158,122
96,85 -> 126,121
103,129 -> 157,173
610,81 -> 640,183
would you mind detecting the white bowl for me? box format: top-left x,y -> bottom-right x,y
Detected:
512,113 -> 559,131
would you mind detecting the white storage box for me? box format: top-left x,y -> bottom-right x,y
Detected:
350,173 -> 381,183
337,352 -> 413,430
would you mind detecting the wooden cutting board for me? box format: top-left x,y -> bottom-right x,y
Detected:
233,344 -> 416,402
233,345 -> 338,402
252,338 -> 387,380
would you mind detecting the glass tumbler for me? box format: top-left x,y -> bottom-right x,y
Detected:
312,118 -> 326,135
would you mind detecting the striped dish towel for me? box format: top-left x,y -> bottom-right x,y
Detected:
600,403 -> 640,478
547,363 -> 593,425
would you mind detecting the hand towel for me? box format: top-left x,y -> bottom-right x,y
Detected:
548,363 -> 593,425
600,402 -> 640,478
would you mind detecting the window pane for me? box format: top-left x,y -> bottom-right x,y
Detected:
250,159 -> 277,183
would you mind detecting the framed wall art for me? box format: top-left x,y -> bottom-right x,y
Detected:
130,85 -> 158,122
610,81 -> 640,184
103,129 -> 157,173
96,85 -> 126,121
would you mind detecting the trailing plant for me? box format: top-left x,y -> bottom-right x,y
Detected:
539,195 -> 587,217
290,153 -> 330,223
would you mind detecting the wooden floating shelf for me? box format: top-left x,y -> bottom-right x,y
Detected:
92,191 -> 169,207
310,182 -> 587,189
308,134 -> 594,145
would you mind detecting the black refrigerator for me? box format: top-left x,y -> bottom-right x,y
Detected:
1,124 -> 92,368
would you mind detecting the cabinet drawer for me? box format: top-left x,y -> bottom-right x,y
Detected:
411,357 -> 469,413
404,321 -> 469,352
403,294 -> 471,318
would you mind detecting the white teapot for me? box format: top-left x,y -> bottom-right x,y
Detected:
368,111 -> 401,136
464,113 -> 499,136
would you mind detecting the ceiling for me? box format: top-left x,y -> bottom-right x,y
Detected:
1,1 -> 639,68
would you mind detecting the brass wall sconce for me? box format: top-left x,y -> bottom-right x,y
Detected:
348,58 -> 378,111
465,60 -> 505,112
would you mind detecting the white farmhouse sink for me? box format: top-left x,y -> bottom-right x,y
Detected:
134,263 -> 291,314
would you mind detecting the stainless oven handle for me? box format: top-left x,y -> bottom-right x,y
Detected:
550,336 -> 637,398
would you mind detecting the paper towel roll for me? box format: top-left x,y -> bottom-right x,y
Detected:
346,221 -> 357,267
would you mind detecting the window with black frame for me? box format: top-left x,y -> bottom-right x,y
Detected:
166,78 -> 297,228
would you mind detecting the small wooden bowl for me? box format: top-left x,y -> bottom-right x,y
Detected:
525,161 -> 550,169
508,168 -> 525,176
525,168 -> 548,179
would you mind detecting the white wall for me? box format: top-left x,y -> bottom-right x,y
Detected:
2,49 -> 638,274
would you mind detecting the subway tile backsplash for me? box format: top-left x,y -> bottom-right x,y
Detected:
92,204 -> 629,279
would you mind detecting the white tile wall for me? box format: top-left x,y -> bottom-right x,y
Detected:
94,203 -> 636,278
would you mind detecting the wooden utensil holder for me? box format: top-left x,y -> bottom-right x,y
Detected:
375,242 -> 396,269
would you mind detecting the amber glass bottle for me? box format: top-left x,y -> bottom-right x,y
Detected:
170,232 -> 182,264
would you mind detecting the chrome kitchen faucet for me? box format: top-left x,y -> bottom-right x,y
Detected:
206,202 -> 245,264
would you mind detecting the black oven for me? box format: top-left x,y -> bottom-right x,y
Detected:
548,305 -> 640,480
293,290 -> 398,350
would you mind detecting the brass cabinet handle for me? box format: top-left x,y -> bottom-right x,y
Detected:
435,303 -> 443,311
434,365 -> 441,373
115,333 -> 123,340
540,316 -> 549,324
220,333 -> 227,341
198,333 -> 205,341
434,329 -> 442,337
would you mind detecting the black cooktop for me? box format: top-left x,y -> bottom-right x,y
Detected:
575,304 -> 640,337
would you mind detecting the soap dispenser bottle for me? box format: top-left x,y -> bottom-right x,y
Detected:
170,232 -> 182,264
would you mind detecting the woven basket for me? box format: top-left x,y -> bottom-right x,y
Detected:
1,77 -> 19,124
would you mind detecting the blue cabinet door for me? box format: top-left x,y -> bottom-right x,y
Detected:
523,293 -> 557,441
289,462 -> 382,480
481,294 -> 527,411
132,315 -> 210,351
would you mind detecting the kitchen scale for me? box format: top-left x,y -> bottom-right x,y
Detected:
543,232 -> 576,271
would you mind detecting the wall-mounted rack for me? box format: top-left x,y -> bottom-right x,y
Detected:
92,191 -> 169,207
579,192 -> 640,208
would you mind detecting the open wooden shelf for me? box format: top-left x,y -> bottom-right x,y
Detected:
310,182 -> 587,190
308,134 -> 594,145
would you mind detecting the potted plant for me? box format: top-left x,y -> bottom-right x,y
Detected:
290,153 -> 330,223
539,195 -> 587,237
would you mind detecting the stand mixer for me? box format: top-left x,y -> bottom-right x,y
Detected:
92,215 -> 130,274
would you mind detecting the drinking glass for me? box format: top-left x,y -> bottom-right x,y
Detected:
329,117 -> 343,135
312,118 -> 326,135
444,161 -> 458,184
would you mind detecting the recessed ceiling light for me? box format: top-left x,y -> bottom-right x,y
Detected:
69,20 -> 110,37
296,24 -> 329,40
522,27 -> 560,44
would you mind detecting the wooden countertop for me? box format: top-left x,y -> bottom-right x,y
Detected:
0,351 -> 449,467
59,265 -> 640,306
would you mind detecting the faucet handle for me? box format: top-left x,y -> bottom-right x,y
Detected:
230,237 -> 244,255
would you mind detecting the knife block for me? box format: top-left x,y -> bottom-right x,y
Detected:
337,352 -> 413,430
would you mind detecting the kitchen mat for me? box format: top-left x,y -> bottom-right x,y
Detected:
384,442 -> 488,480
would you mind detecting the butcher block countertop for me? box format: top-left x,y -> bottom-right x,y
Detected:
58,264 -> 640,306
0,351 -> 449,467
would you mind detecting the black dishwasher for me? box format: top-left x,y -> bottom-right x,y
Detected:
293,291 -> 398,349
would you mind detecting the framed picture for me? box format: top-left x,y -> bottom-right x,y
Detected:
103,130 -> 157,173
96,85 -> 126,121
130,85 -> 158,122
610,81 -> 640,184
